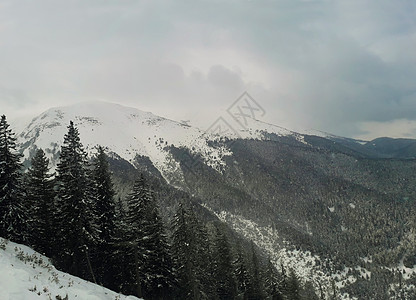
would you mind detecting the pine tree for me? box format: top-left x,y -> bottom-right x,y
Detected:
25,148 -> 55,256
123,175 -> 174,299
90,146 -> 117,286
0,115 -> 26,242
54,121 -> 98,281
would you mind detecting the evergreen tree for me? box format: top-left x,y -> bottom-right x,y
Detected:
123,175 -> 174,299
264,260 -> 283,300
248,242 -> 264,300
212,224 -> 237,300
25,148 -> 55,256
171,202 -> 206,299
91,146 -> 116,242
300,281 -> 320,300
54,121 -> 98,281
0,115 -> 26,242
285,269 -> 301,300
90,146 -> 117,286
234,242 -> 252,299
110,196 -> 130,293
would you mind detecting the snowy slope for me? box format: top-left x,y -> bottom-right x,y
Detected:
15,101 -> 298,181
0,237 -> 140,300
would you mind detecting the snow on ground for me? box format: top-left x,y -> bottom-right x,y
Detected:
384,258 -> 416,280
0,237 -> 140,300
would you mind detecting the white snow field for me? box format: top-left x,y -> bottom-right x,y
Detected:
0,237 -> 141,300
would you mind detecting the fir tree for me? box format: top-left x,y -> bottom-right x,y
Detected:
25,148 -> 55,256
54,121 -> 98,281
123,175 -> 174,299
0,115 -> 26,242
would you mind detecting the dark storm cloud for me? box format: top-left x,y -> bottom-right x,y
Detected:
1,0 -> 415,139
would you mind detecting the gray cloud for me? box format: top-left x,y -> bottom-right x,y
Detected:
1,0 -> 416,139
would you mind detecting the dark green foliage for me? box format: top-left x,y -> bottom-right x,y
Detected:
171,202 -> 205,299
92,146 -> 116,242
168,137 -> 416,298
300,281 -> 320,300
0,115 -> 334,300
285,269 -> 301,300
122,175 -> 174,299
54,121 -> 98,280
248,242 -> 263,300
25,149 -> 55,256
0,115 -> 26,242
90,146 -> 117,286
234,243 -> 253,299
211,224 -> 237,300
264,260 -> 283,300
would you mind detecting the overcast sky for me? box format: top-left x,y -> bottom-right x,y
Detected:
1,0 -> 416,140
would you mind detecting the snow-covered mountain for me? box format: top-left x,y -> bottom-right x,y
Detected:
15,101 -> 298,180
0,237 -> 140,300
9,101 -> 416,299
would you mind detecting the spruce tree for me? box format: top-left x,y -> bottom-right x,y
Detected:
123,174 -> 174,299
212,224 -> 237,300
55,121 -> 98,280
234,242 -> 252,299
92,146 -> 116,242
110,196 -> 130,293
90,146 -> 117,286
0,115 -> 26,242
248,242 -> 264,300
285,269 -> 301,300
171,202 -> 205,299
25,148 -> 55,256
264,260 -> 283,300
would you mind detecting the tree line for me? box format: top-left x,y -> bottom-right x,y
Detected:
0,115 -> 320,300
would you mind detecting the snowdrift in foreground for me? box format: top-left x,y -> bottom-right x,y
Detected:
0,237 -> 140,300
